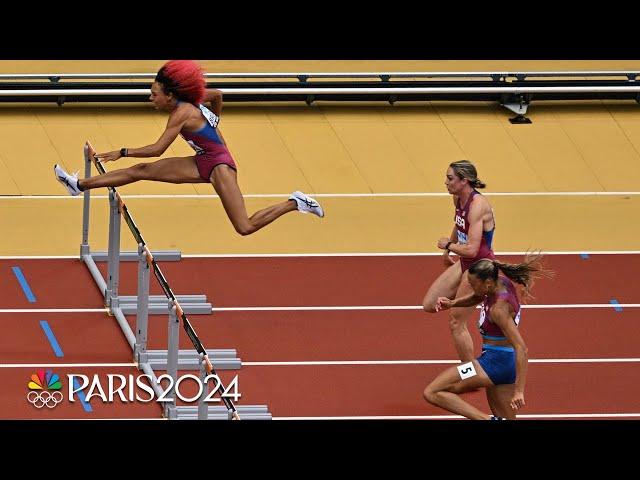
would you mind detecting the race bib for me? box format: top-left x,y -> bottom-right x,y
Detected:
199,104 -> 219,128
478,304 -> 487,328
457,231 -> 468,244
457,361 -> 477,380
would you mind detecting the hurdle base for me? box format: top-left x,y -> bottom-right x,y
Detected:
174,405 -> 272,420
142,349 -> 241,370
119,295 -> 207,304
121,303 -> 212,315
91,250 -> 181,262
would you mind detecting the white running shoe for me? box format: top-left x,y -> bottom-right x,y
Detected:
54,164 -> 82,196
289,190 -> 324,218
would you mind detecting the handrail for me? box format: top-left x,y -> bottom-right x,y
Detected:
1,71 -> 637,106
0,70 -> 637,82
1,85 -> 639,96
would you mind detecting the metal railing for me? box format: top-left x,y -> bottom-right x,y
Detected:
0,71 -> 637,113
0,70 -> 637,81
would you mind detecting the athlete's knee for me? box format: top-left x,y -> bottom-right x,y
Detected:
448,314 -> 467,334
233,222 -> 256,236
423,385 -> 440,404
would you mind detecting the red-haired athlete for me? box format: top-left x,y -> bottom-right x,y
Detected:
54,60 -> 324,235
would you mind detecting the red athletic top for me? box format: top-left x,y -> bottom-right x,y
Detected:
454,190 -> 495,271
478,275 -> 521,340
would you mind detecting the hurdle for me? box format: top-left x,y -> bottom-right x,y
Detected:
79,141 -> 271,420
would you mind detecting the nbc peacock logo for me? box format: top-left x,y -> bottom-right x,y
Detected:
27,369 -> 63,409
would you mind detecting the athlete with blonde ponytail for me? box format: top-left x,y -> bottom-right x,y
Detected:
422,160 -> 496,363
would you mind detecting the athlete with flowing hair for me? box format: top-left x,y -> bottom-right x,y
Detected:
423,254 -> 553,420
54,60 -> 324,235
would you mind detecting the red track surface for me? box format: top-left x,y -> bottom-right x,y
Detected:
1,254 -> 638,419
0,313 -> 130,363
133,309 -> 640,360
219,363 -> 640,417
3,255 -> 639,308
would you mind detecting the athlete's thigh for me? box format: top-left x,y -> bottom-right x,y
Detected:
450,270 -> 476,320
423,261 -> 463,307
144,156 -> 203,183
429,359 -> 493,394
210,165 -> 250,222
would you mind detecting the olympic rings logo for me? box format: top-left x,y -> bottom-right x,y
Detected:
27,390 -> 64,409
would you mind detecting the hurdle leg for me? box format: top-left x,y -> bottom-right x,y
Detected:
80,143 -> 92,258
105,189 -> 121,309
134,243 -> 150,363
165,303 -> 179,420
197,353 -> 208,420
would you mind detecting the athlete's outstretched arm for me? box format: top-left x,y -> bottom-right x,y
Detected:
435,292 -> 484,311
96,108 -> 189,162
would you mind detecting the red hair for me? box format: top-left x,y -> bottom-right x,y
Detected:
155,60 -> 206,104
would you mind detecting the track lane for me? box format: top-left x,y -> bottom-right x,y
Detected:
121,308 -> 640,362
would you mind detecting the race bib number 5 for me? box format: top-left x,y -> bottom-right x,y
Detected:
457,361 -> 477,380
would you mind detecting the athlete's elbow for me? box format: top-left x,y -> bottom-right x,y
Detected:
149,146 -> 166,158
422,300 -> 437,313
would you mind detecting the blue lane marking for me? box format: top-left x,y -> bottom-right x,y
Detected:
38,320 -> 91,412
39,321 -> 64,357
11,266 -> 36,302
580,253 -> 590,259
72,377 -> 93,413
609,299 -> 623,312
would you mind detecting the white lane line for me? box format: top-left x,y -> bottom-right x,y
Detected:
0,363 -> 136,368
2,251 -> 639,259
244,358 -> 640,366
0,255 -> 79,259
0,308 -> 108,313
274,413 -> 640,420
184,251 -> 640,257
211,304 -> 640,312
47,418 -> 165,420
3,359 -> 635,369
1,304 -> 636,313
2,191 -> 639,200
